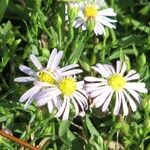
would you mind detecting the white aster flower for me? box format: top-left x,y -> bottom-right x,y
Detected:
14,48 -> 82,109
36,76 -> 88,120
73,0 -> 117,35
84,61 -> 148,116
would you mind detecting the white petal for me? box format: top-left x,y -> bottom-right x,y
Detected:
126,83 -> 147,93
120,62 -> 127,75
14,77 -> 36,82
19,86 -> 41,102
70,96 -> 79,117
62,97 -> 70,120
19,65 -> 37,77
55,97 -> 67,118
102,91 -> 114,112
82,24 -> 87,30
86,86 -> 107,93
94,23 -> 103,35
98,8 -> 116,17
113,91 -> 121,115
73,91 -> 87,107
123,90 -> 137,112
84,76 -> 106,82
48,99 -> 54,113
36,97 -> 49,106
46,48 -> 58,69
30,54 -> 42,70
93,89 -> 112,108
90,86 -> 110,98
116,61 -> 122,74
24,86 -> 41,109
86,82 -> 107,88
125,88 -> 140,103
120,91 -> 128,116
125,73 -> 140,81
73,95 -> 84,111
96,63 -> 111,78
76,81 -> 84,89
97,17 -> 116,29
53,96 -> 62,109
73,18 -> 84,28
102,16 -> 117,23
33,80 -> 55,87
93,64 -> 109,78
50,51 -> 63,71
59,64 -> 79,72
62,69 -> 83,76
124,70 -> 136,78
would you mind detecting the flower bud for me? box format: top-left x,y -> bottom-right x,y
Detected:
68,3 -> 79,21
141,95 -> 150,112
41,48 -> 50,57
56,14 -> 62,28
87,17 -> 96,32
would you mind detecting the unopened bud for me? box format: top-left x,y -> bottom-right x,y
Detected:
87,17 -> 96,32
141,95 -> 150,112
68,3 -> 79,21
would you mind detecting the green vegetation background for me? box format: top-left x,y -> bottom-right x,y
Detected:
0,0 -> 150,149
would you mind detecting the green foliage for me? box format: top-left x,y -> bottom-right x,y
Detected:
0,0 -> 149,149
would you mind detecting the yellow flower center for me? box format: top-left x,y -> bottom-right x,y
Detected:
84,5 -> 97,18
38,71 -> 55,84
108,74 -> 126,91
59,77 -> 76,96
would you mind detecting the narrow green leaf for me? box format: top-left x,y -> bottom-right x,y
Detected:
59,120 -> 71,137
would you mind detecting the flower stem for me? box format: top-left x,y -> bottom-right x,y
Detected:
0,130 -> 39,150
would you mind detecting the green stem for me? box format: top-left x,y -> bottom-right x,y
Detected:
64,19 -> 74,53
52,121 -> 57,150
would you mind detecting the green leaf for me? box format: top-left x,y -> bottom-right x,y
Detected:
0,0 -> 9,22
59,120 -> 71,137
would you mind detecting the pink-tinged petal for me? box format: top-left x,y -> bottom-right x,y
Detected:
62,69 -> 83,76
46,48 -> 58,69
30,54 -> 42,70
55,97 -> 67,118
50,51 -> 63,72
24,86 -> 41,109
59,64 -> 79,72
47,99 -> 54,113
14,77 -> 36,82
19,86 -> 41,102
19,65 -> 37,77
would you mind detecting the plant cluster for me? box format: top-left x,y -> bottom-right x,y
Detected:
0,0 -> 150,149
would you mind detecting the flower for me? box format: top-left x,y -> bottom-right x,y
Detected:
36,76 -> 88,120
72,0 -> 117,35
14,48 -> 82,109
84,61 -> 148,116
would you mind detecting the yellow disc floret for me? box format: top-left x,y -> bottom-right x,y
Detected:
38,71 -> 55,84
84,5 -> 97,18
59,77 -> 76,96
108,74 -> 126,91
